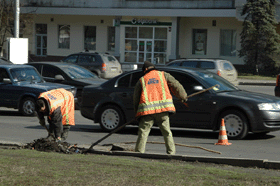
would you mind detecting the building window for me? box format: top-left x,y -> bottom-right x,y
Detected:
36,24 -> 47,34
154,27 -> 167,64
84,26 -> 96,51
108,27 -> 115,51
124,26 -> 167,64
58,25 -> 70,49
220,29 -> 236,56
36,24 -> 47,56
192,29 -> 207,55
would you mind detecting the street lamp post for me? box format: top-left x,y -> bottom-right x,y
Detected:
14,0 -> 20,38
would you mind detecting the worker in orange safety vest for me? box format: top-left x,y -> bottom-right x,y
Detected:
133,61 -> 188,155
35,88 -> 75,142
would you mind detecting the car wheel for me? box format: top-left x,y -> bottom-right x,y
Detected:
99,105 -> 124,132
20,97 -> 36,116
219,110 -> 248,140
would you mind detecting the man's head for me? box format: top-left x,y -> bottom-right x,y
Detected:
142,61 -> 155,72
37,98 -> 46,112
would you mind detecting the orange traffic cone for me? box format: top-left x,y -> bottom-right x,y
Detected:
215,118 -> 232,145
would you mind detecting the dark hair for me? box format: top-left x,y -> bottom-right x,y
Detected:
36,99 -> 46,109
142,61 -> 155,72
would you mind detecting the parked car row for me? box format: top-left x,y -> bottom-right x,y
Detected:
0,52 -> 121,115
81,67 -> 280,140
3,54 -> 280,140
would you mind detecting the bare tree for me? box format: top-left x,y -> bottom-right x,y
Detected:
0,0 -> 33,55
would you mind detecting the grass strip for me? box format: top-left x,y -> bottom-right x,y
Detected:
0,149 -> 280,186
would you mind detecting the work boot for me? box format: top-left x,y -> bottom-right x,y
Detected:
61,126 -> 71,141
45,134 -> 55,141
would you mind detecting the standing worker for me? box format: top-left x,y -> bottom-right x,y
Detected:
133,61 -> 188,155
35,88 -> 75,142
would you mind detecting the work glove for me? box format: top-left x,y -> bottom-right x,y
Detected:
181,97 -> 188,103
39,119 -> 46,127
56,137 -> 62,143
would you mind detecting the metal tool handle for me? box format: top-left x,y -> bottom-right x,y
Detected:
186,84 -> 219,99
86,119 -> 136,152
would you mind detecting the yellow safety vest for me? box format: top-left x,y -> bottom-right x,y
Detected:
38,88 -> 75,125
136,70 -> 175,117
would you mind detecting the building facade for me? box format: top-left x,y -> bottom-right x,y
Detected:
19,0 -> 280,71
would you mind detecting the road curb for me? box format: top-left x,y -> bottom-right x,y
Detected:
239,82 -> 275,86
87,149 -> 280,170
238,80 -> 275,86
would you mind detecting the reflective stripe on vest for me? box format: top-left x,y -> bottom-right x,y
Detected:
136,70 -> 175,117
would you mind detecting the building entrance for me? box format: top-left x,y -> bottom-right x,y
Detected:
36,35 -> 47,56
124,26 -> 167,64
138,39 -> 153,63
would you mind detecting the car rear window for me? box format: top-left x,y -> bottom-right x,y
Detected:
79,55 -> 95,63
182,61 -> 198,68
167,62 -> 181,66
118,74 -> 130,88
107,56 -> 116,62
42,65 -> 61,78
200,61 -> 215,69
64,55 -> 78,63
223,62 -> 234,71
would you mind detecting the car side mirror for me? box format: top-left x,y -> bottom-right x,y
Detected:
193,85 -> 204,91
55,75 -> 65,81
3,78 -> 12,84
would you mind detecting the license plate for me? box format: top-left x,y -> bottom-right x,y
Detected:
111,68 -> 117,72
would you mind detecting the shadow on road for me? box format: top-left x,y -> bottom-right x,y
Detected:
25,122 -> 276,141
0,110 -> 23,117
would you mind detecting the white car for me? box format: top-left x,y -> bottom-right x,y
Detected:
166,58 -> 238,86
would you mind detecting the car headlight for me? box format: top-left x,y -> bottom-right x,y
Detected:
69,87 -> 77,97
258,103 -> 280,110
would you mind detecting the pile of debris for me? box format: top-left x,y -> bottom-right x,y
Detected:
24,138 -> 83,154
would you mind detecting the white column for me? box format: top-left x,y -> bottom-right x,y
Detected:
114,16 -> 121,57
169,17 -> 180,61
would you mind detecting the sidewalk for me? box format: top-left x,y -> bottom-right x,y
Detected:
238,78 -> 275,86
2,142 -> 280,170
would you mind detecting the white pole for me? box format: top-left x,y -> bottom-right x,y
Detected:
14,0 -> 20,38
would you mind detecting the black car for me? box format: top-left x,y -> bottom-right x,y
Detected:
0,64 -> 76,116
81,67 -> 280,140
28,62 -> 107,107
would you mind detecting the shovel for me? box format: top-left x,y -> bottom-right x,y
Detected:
86,84 -> 219,152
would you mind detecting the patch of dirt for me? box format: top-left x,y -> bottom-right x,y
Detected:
23,138 -> 83,154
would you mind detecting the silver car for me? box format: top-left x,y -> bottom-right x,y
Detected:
166,58 -> 238,86
62,52 -> 122,79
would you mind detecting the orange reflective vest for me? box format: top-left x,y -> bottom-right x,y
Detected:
38,88 -> 75,126
136,70 -> 175,117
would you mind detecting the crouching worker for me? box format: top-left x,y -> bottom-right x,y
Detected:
35,88 -> 75,142
133,61 -> 188,155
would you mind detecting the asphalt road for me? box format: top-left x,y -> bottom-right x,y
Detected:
1,85 -> 280,162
